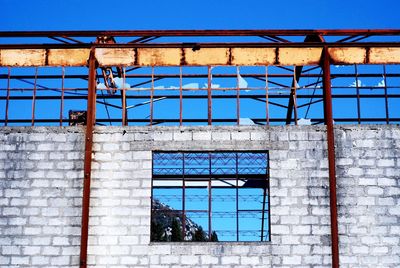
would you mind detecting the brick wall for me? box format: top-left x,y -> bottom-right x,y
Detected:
0,125 -> 399,267
0,127 -> 84,267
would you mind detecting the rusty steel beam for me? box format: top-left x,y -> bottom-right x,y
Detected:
0,29 -> 400,38
1,45 -> 400,67
2,42 -> 400,50
2,72 -> 400,80
322,47 -> 339,268
79,48 -> 97,268
2,117 -> 399,124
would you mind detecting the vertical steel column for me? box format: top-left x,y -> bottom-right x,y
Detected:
179,67 -> 183,126
293,66 -> 298,125
265,66 -> 269,125
122,67 -> 127,126
236,67 -> 240,125
260,186 -> 267,242
79,48 -> 97,268
5,67 -> 11,126
383,65 -> 389,124
235,153 -> 239,241
150,67 -> 154,126
31,67 -> 38,126
354,65 -> 361,124
60,67 -> 65,127
322,47 -> 339,268
208,153 -> 212,240
207,66 -> 212,125
182,153 -> 186,240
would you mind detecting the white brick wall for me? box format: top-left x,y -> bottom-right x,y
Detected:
0,125 -> 399,267
0,127 -> 84,267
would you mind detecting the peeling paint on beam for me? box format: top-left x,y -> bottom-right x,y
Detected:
48,49 -> 90,66
278,48 -> 323,65
369,47 -> 400,64
231,48 -> 275,65
0,49 -> 46,66
137,48 -> 181,66
329,47 -> 367,64
95,48 -> 135,66
1,47 -> 400,67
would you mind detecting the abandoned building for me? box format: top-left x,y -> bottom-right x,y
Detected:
0,30 -> 399,268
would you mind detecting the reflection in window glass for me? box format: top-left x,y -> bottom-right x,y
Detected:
151,151 -> 270,242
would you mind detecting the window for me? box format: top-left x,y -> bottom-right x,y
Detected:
151,151 -> 270,242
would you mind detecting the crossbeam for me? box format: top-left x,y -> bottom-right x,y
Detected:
1,46 -> 400,67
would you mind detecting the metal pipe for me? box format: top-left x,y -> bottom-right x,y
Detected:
2,93 -> 400,101
3,41 -> 400,51
122,67 -> 127,126
2,72 -> 400,81
182,153 -> 186,240
5,67 -> 10,126
235,153 -> 239,241
236,67 -> 240,125
60,67 -> 65,126
1,29 -> 399,37
383,65 -> 389,124
293,66 -> 298,125
322,47 -> 339,268
265,66 -> 269,125
354,65 -> 361,124
179,67 -> 183,126
207,66 -> 212,125
31,67 -> 38,126
79,48 -> 97,268
260,186 -> 267,241
150,67 -> 154,126
208,153 -> 212,240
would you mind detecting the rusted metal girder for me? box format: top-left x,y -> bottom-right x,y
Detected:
1,45 -> 400,67
0,29 -> 400,38
322,47 -> 339,268
79,48 -> 97,268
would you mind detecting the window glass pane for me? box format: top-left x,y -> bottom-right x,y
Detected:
151,151 -> 269,242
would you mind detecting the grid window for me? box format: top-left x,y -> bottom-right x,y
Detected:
151,151 -> 270,242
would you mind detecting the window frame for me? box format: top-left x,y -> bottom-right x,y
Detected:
151,150 -> 271,242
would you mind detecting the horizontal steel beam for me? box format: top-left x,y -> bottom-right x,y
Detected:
1,94 -> 399,100
0,29 -> 399,37
1,117 -> 399,124
2,73 -> 400,80
1,46 -> 400,67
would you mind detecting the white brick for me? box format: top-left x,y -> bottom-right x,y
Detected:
32,256 -> 50,265
37,143 -> 55,151
121,256 -> 139,265
193,131 -> 211,140
377,159 -> 395,167
181,255 -> 200,265
250,132 -> 268,141
103,143 -> 120,151
2,246 -> 21,255
212,132 -> 231,141
201,255 -> 219,265
51,256 -> 70,265
160,255 -> 179,264
173,131 -> 192,141
221,256 -> 239,265
231,131 -> 250,140
282,256 -> 301,265
241,256 -> 260,265
154,132 -> 173,141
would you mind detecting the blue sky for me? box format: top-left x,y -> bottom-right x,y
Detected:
2,0 -> 399,31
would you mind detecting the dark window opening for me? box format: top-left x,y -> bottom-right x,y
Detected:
151,151 -> 270,242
